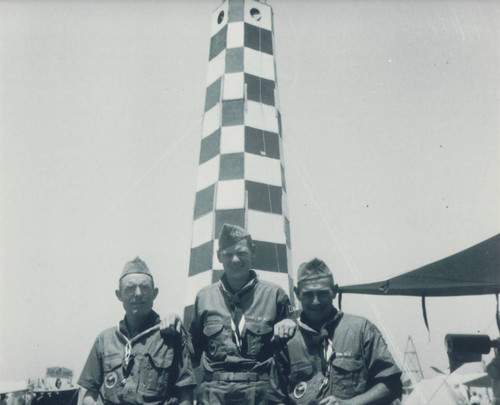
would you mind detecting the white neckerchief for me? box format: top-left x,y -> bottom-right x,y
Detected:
117,323 -> 160,371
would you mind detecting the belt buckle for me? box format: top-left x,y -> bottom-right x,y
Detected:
226,373 -> 234,382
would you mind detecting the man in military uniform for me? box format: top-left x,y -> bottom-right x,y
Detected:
78,257 -> 196,405
268,258 -> 402,405
189,223 -> 296,405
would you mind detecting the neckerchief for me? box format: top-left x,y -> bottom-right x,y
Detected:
219,271 -> 258,350
299,308 -> 343,374
117,311 -> 160,378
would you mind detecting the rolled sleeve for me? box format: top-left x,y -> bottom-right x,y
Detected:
364,323 -> 402,382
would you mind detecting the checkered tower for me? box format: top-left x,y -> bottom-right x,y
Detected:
185,0 -> 293,320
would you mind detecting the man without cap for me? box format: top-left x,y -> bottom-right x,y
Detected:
78,257 -> 196,405
268,258 -> 402,405
188,223 -> 297,405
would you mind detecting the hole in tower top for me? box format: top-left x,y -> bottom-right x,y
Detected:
217,11 -> 224,24
250,8 -> 262,21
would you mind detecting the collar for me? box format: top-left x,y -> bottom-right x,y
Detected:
220,270 -> 258,295
119,310 -> 160,339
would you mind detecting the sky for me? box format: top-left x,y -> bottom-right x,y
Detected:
0,0 -> 499,384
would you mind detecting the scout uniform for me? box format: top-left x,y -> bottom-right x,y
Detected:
78,258 -> 196,405
189,224 -> 292,405
269,259 -> 402,404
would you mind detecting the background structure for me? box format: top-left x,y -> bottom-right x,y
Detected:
186,0 -> 294,320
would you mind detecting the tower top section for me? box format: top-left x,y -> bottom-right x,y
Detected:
211,0 -> 274,39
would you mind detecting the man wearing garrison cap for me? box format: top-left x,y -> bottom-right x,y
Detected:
78,257 -> 196,405
189,223 -> 297,405
268,259 -> 402,405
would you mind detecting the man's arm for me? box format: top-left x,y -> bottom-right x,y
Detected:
81,389 -> 100,405
78,338 -> 104,403
272,288 -> 297,342
160,313 -> 182,335
188,297 -> 205,366
160,313 -> 194,358
273,318 -> 297,341
267,346 -> 291,405
275,288 -> 293,321
362,323 -> 402,401
172,323 -> 197,405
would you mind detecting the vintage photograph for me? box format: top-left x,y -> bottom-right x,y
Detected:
1,0 -> 498,404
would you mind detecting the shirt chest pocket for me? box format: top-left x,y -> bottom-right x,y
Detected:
244,321 -> 273,359
330,356 -> 367,399
102,354 -> 125,399
203,319 -> 238,359
139,350 -> 174,395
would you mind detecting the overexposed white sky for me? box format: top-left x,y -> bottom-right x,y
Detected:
1,0 -> 499,382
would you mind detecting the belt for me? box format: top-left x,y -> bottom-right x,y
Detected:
205,372 -> 269,382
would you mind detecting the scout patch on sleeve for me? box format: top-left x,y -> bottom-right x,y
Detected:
293,381 -> 307,399
104,372 -> 118,389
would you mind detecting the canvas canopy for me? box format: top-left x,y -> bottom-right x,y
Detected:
338,233 -> 500,297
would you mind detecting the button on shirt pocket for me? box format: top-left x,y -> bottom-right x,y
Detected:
245,321 -> 273,359
139,351 -> 174,395
330,356 -> 367,398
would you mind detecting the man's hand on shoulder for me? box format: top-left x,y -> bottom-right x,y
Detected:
273,318 -> 297,342
160,313 -> 182,336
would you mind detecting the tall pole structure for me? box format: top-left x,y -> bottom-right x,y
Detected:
402,335 -> 424,394
185,0 -> 293,321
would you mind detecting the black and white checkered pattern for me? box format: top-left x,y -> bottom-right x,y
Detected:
186,0 -> 294,308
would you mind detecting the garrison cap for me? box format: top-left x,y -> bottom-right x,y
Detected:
120,257 -> 153,281
297,258 -> 334,285
218,223 -> 251,250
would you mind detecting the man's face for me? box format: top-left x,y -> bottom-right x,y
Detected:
218,238 -> 255,278
116,273 -> 158,319
296,279 -> 335,325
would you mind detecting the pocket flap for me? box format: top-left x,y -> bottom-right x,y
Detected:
245,322 -> 273,335
331,356 -> 363,372
103,354 -> 122,372
203,322 -> 224,337
147,351 -> 174,369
